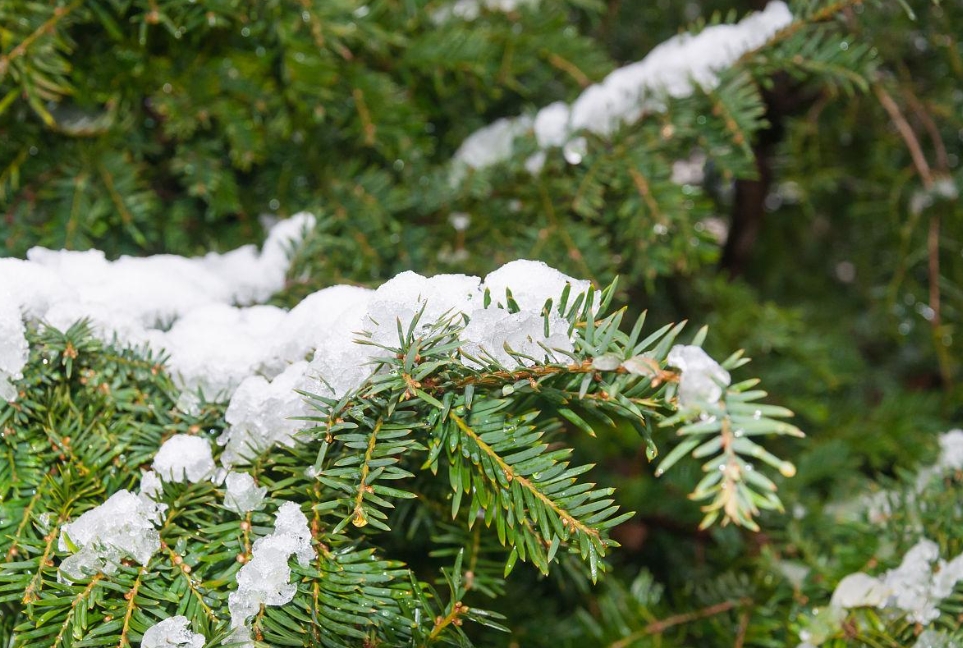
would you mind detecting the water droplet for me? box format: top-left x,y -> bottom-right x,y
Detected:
562,137 -> 587,165
753,410 -> 762,420
654,468 -> 664,477
734,429 -> 745,437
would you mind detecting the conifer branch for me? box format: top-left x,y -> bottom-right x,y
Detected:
451,412 -> 599,541
0,1 -> 82,79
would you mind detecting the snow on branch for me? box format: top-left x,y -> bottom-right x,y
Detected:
451,1 -> 792,177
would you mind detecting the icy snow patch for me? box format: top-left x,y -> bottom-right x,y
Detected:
138,471 -> 168,523
219,361 -> 311,467
58,490 -> 162,581
912,630 -> 953,648
830,572 -> 890,609
0,291 -> 28,402
152,434 -> 216,484
223,472 -> 267,514
666,345 -> 731,407
825,538 -> 963,625
228,502 -> 316,629
141,616 -> 205,648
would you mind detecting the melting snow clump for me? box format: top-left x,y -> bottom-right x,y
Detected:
223,471 -> 268,514
152,434 -> 216,483
937,429 -> 963,470
666,345 -> 731,407
912,630 -> 953,648
229,502 -> 316,630
803,537 -> 963,645
58,490 -> 162,581
141,616 -> 205,648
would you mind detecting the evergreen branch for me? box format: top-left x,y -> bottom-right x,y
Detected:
21,517 -> 63,605
428,599 -> 470,641
543,51 -> 591,88
449,411 -> 600,546
118,565 -> 148,648
352,417 -> 383,527
628,167 -> 665,222
352,87 -> 376,147
51,575 -> 103,648
4,475 -> 50,562
97,162 -> 135,229
0,1 -> 82,79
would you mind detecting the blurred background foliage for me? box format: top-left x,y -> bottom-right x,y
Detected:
1,0 -> 961,645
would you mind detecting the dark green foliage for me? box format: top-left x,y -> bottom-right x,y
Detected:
3,0 -> 963,646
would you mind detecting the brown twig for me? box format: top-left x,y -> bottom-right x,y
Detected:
608,598 -> 751,648
873,84 -> 933,190
874,82 -> 950,388
901,88 -> 950,172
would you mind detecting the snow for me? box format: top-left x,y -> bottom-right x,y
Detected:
140,616 -> 205,648
937,429 -> 963,471
666,345 -> 731,407
534,101 -> 572,149
139,471 -> 168,523
0,291 -> 28,401
483,260 -> 591,313
448,2 -> 792,177
431,0 -> 539,24
671,152 -> 707,186
229,501 -> 316,630
830,572 -> 890,608
913,630 -> 953,648
452,116 -> 533,180
219,361 -> 312,467
569,2 -> 791,135
820,538 -> 963,631
223,471 -> 268,514
0,214 -> 314,403
163,304 -> 290,407
268,285 -> 371,368
152,434 -> 216,484
58,490 -> 162,581
461,308 -> 573,368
